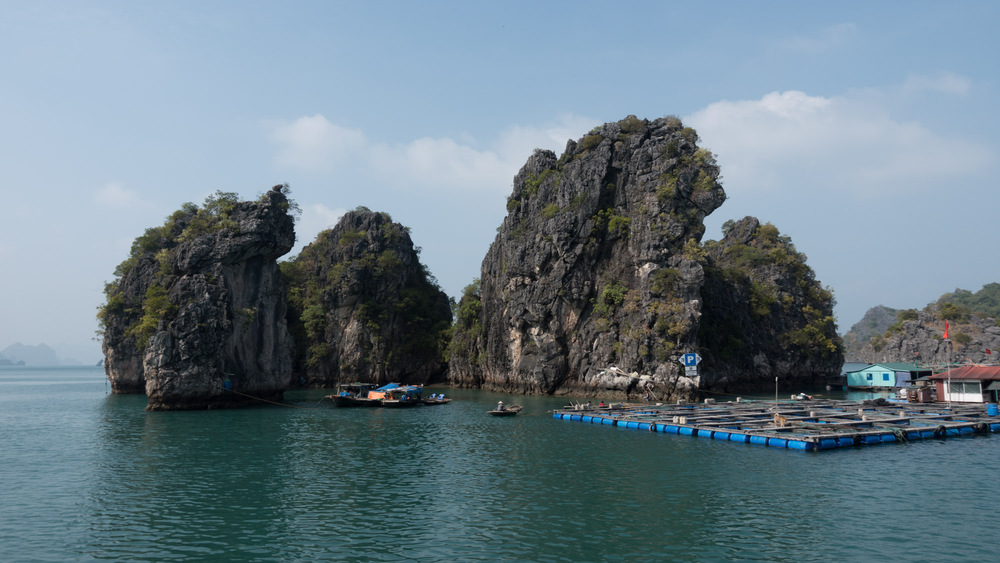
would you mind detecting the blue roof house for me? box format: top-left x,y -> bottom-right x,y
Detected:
846,363 -> 932,388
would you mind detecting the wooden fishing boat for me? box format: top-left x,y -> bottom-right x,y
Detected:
487,404 -> 522,416
327,383 -> 380,407
370,384 -> 425,407
328,383 -> 424,407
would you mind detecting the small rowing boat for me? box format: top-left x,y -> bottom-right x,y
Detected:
487,404 -> 522,416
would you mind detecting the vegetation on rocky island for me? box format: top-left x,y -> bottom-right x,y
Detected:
844,283 -> 1000,363
280,207 -> 451,386
699,217 -> 842,388
449,115 -> 839,399
99,186 -> 297,408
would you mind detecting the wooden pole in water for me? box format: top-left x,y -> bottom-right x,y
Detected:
775,376 -> 779,410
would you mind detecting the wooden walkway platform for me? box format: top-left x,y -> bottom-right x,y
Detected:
552,400 -> 1000,451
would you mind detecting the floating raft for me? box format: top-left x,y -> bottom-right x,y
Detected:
552,400 -> 1000,452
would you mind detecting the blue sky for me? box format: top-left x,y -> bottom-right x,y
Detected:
1,1 -> 997,362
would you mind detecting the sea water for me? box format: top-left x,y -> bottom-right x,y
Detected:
1,366 -> 997,562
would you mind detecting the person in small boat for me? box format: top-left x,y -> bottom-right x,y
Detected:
599,401 -> 606,408
497,401 -> 505,411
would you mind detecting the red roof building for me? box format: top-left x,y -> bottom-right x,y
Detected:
927,366 -> 1000,403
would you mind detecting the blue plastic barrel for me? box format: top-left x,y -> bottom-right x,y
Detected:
553,413 -> 562,419
602,417 -> 614,426
696,429 -> 714,439
863,435 -> 881,445
664,425 -> 679,434
570,414 -> 582,422
880,433 -> 896,443
768,438 -> 788,448
729,433 -> 749,443
581,416 -> 592,423
749,435 -> 768,446
990,423 -> 1000,433
624,421 -> 638,429
959,426 -> 974,435
817,438 -> 838,450
714,432 -> 730,441
679,427 -> 695,436
988,403 -> 999,416
639,423 -> 652,431
837,437 -> 855,448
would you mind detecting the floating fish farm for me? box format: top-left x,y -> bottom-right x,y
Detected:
552,400 -> 1000,452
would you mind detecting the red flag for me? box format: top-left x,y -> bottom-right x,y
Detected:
988,349 -> 993,355
943,321 -> 949,340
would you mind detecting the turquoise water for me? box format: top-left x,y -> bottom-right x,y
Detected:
2,366 -> 998,562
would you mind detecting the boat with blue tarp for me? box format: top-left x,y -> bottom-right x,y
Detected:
329,382 -> 380,407
369,383 -> 425,407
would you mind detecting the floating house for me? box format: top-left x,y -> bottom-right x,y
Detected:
928,366 -> 1000,403
846,363 -> 932,389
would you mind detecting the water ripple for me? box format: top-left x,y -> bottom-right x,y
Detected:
4,372 -> 1000,562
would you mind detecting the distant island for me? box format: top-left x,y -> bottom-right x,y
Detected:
0,343 -> 83,366
0,354 -> 26,366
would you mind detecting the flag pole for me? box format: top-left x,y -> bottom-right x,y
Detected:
943,319 -> 951,409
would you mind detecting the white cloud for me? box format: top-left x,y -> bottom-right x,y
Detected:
686,90 -> 995,200
494,114 -> 598,163
367,137 -> 511,193
269,113 -> 596,196
94,182 -> 142,208
302,202 -> 345,236
902,71 -> 972,95
289,203 -> 346,257
269,114 -> 366,171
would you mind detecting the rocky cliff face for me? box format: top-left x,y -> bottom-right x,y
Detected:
282,208 -> 451,386
449,116 -> 727,400
699,217 -> 843,392
857,309 -> 1000,365
450,116 -> 844,399
842,305 -> 899,361
100,186 -> 296,410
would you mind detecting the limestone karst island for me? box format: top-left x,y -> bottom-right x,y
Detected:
100,115 -> 843,411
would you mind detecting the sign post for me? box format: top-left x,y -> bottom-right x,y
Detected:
680,353 -> 701,376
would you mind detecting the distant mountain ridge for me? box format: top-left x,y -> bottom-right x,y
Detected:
842,305 -> 898,360
0,343 -> 61,365
844,283 -> 1000,364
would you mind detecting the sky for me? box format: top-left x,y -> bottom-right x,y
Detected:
1,1 -> 997,363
